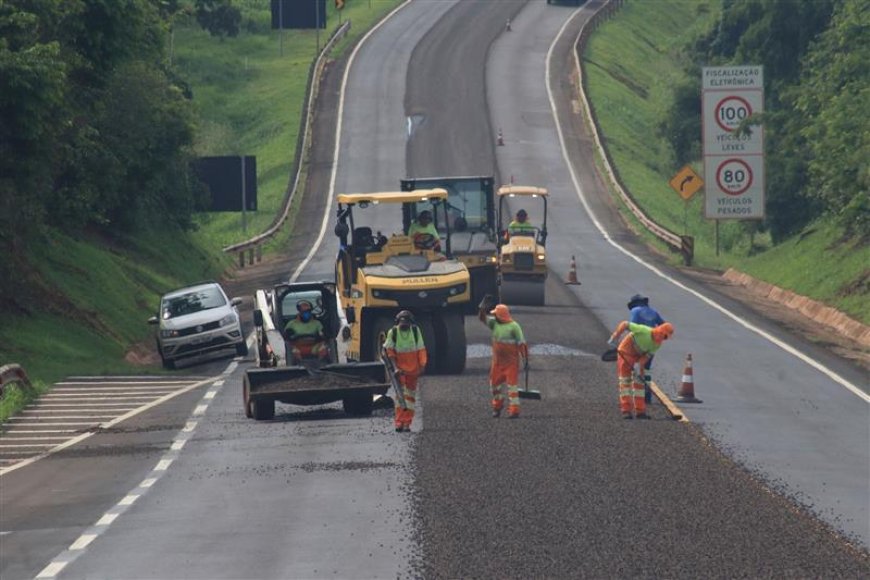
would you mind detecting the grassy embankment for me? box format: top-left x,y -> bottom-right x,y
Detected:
583,0 -> 868,324
0,1 -> 403,419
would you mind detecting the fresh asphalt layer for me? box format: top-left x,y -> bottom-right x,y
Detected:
1,1 -> 866,579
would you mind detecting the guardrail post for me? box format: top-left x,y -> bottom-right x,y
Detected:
0,363 -> 34,399
681,235 -> 694,266
248,248 -> 254,266
256,245 -> 262,263
239,251 -> 245,268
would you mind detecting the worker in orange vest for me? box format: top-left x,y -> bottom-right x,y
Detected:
383,310 -> 427,432
479,302 -> 528,418
608,320 -> 674,419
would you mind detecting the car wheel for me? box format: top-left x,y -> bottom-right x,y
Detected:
159,345 -> 175,370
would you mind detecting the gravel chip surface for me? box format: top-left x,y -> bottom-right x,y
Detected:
410,285 -> 868,579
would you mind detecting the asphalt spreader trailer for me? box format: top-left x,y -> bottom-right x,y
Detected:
242,282 -> 390,420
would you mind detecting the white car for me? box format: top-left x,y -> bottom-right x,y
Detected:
149,281 -> 248,369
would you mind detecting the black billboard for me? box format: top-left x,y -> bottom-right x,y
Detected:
271,0 -> 327,30
193,156 -> 257,212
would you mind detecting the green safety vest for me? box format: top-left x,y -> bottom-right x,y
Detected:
285,318 -> 323,337
408,222 -> 439,237
384,325 -> 425,353
487,317 -> 526,345
508,220 -> 535,235
629,322 -> 661,354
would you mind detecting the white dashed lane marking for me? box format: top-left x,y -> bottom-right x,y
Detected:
0,375 -> 212,470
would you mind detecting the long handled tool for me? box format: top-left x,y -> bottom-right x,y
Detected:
518,357 -> 541,400
380,345 -> 406,410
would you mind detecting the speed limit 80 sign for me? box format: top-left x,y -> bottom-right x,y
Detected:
704,156 -> 764,218
703,66 -> 765,219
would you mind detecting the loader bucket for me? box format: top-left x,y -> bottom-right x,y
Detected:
245,361 -> 390,410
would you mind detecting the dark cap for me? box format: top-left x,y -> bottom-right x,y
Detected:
395,310 -> 414,323
627,294 -> 649,310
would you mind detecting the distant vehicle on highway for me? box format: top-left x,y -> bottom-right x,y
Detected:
148,281 -> 248,369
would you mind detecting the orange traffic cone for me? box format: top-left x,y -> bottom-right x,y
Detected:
565,255 -> 582,285
497,128 -> 504,146
675,353 -> 702,403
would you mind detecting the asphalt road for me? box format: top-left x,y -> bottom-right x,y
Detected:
1,1 -> 867,579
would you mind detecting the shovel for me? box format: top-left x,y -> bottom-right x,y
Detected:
601,348 -> 618,362
518,358 -> 541,400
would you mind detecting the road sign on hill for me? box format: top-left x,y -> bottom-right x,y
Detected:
702,66 -> 764,219
669,165 -> 703,200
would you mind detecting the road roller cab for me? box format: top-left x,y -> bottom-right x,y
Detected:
334,189 -> 471,374
497,185 -> 549,306
400,176 -> 499,312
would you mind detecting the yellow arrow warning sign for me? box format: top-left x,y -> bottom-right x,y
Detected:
669,165 -> 704,200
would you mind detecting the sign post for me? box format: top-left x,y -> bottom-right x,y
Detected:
669,164 -> 703,243
702,66 -> 764,224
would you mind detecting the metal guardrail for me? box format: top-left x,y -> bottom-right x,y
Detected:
229,5 -> 687,267
0,363 -> 34,399
223,20 -> 352,266
574,0 -> 687,258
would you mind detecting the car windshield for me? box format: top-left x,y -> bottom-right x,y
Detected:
162,286 -> 226,319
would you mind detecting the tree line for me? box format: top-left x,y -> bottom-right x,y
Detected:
0,0 -> 240,306
659,0 -> 868,243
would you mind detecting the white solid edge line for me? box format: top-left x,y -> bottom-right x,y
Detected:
544,6 -> 868,403
289,0 -> 414,284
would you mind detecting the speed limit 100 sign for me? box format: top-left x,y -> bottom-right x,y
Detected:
702,90 -> 764,155
704,156 -> 764,219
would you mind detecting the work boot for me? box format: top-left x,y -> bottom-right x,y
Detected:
636,413 -> 650,420
492,408 -> 501,418
395,425 -> 404,432
507,413 -> 519,419
622,412 -> 633,420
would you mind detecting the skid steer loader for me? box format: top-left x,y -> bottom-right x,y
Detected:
242,281 -> 390,421
333,189 -> 472,374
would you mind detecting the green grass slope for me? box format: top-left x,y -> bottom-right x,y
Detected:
584,0 -> 869,324
0,0 -> 402,417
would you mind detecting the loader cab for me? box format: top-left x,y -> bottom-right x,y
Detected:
273,282 -> 342,342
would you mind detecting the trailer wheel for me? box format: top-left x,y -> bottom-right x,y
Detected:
251,397 -> 275,420
343,394 -> 373,416
243,376 -> 253,418
435,312 -> 466,374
